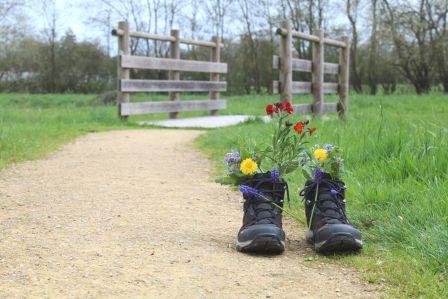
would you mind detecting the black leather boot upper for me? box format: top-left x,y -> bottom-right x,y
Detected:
237,172 -> 288,253
239,172 -> 287,230
300,172 -> 362,252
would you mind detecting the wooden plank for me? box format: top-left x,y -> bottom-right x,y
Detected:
121,55 -> 227,73
322,103 -> 338,113
117,21 -> 130,120
273,56 -> 338,74
272,55 -> 279,69
120,80 -> 227,92
276,28 -> 347,48
338,36 -> 350,119
274,57 -> 312,72
131,31 -> 175,42
324,63 -> 339,74
273,81 -> 337,94
278,20 -> 292,102
295,59 -> 312,72
180,38 -> 224,48
273,81 -> 312,94
291,30 -> 319,43
293,104 -> 312,114
293,103 -> 338,114
312,30 -> 324,114
292,31 -> 347,48
323,82 -> 339,94
120,100 -> 227,116
169,29 -> 181,119
210,36 -> 221,116
113,29 -> 224,47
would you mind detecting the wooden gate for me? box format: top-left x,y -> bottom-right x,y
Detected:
112,21 -> 227,119
273,20 -> 350,119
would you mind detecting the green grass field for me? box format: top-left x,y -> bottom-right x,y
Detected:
1,92 -> 447,296
196,93 -> 448,297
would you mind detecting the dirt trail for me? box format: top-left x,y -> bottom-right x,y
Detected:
0,130 -> 379,298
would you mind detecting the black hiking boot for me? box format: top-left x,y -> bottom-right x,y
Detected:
236,172 -> 288,254
300,172 -> 363,253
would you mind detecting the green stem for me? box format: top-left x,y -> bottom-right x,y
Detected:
308,183 -> 319,230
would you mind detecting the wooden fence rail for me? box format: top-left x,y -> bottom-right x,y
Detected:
274,20 -> 350,119
112,21 -> 227,119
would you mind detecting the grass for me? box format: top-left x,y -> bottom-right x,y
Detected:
1,92 -> 447,296
0,94 -> 125,168
0,92 -> 299,168
195,93 -> 448,297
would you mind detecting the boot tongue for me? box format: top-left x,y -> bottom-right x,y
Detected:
317,178 -> 346,223
253,201 -> 275,224
318,192 -> 345,223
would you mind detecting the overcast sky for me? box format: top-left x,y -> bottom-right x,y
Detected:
19,0 -> 357,55
27,0 -> 103,40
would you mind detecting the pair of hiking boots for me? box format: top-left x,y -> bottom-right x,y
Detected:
236,172 -> 363,254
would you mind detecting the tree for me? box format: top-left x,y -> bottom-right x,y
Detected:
346,0 -> 363,93
368,0 -> 378,94
39,0 -> 58,92
237,0 -> 262,93
205,0 -> 234,40
424,0 -> 448,93
382,0 -> 433,94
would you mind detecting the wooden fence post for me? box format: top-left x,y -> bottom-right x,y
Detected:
279,20 -> 292,103
312,30 -> 324,115
117,21 -> 130,120
210,36 -> 221,116
338,36 -> 350,120
169,29 -> 180,119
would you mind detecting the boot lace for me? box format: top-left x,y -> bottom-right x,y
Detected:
244,176 -> 290,225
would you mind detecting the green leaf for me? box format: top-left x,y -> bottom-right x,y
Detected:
284,160 -> 301,174
302,166 -> 313,180
215,176 -> 236,185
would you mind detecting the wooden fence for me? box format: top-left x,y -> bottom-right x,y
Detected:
112,21 -> 227,119
273,20 -> 350,119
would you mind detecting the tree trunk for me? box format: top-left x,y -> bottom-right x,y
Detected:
368,0 -> 378,95
346,0 -> 363,93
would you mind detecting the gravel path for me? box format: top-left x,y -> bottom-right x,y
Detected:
0,130 -> 380,298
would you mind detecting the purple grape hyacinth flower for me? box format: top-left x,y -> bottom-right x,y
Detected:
330,189 -> 339,196
224,151 -> 241,164
270,168 -> 280,183
314,167 -> 323,183
238,185 -> 262,198
323,144 -> 334,151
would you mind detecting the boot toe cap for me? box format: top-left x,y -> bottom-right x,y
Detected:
313,224 -> 363,252
238,224 -> 285,243
315,223 -> 361,240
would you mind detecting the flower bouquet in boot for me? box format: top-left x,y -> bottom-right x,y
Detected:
216,100 -> 316,254
300,144 -> 363,253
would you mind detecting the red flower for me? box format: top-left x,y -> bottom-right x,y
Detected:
294,122 -> 304,133
266,101 -> 294,115
309,127 -> 317,136
284,101 -> 294,114
274,102 -> 283,112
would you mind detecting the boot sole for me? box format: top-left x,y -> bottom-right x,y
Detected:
236,234 -> 285,254
307,230 -> 362,253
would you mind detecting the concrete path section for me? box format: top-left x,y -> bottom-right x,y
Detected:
139,115 -> 268,128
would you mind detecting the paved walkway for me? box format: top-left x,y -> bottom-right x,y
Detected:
139,115 -> 268,128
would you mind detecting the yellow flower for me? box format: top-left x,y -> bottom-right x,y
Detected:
313,149 -> 328,161
240,158 -> 258,175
